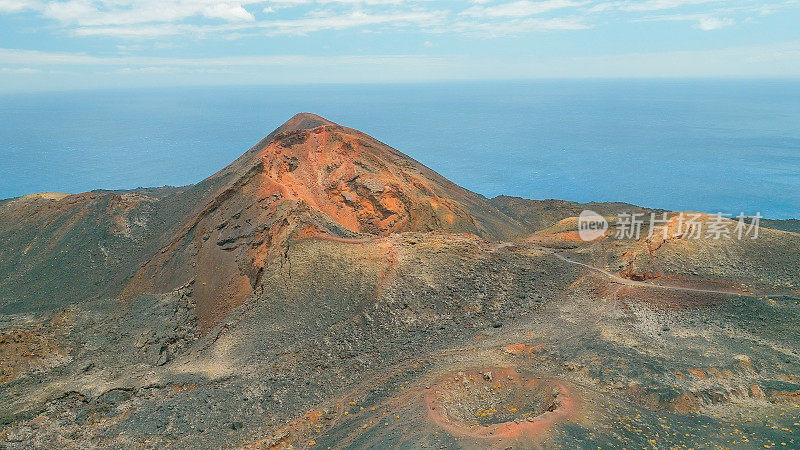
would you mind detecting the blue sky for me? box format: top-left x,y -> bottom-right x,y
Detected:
1,0 -> 799,90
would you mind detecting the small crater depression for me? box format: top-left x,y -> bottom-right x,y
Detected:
425,367 -> 577,440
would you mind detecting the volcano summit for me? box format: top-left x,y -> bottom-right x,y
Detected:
1,115 -> 799,449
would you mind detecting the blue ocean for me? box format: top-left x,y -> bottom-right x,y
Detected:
1,80 -> 798,219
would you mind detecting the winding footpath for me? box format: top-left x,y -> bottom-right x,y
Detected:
528,244 -> 747,297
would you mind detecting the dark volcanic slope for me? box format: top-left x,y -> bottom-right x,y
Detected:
489,195 -> 658,233
0,189 -> 195,314
760,218 -> 800,234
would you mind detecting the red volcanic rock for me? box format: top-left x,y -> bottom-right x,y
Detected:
256,117 -> 511,236
122,113 -> 525,331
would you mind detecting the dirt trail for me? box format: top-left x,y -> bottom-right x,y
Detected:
527,245 -> 745,297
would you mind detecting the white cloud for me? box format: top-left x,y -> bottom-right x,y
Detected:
42,0 -> 261,26
462,0 -> 585,18
695,15 -> 733,29
1,0 -> 794,40
635,12 -> 735,30
65,8 -> 447,37
590,0 -> 720,13
0,0 -> 40,12
269,0 -> 413,5
452,16 -> 590,35
73,24 -> 186,38
260,9 -> 445,34
0,66 -> 42,73
0,47 -> 442,67
43,0 -> 97,23
621,0 -> 719,12
202,3 -> 256,21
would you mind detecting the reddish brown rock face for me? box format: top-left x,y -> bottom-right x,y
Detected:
258,124 -> 478,236
121,114 -> 525,331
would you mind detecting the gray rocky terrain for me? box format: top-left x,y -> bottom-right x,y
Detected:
1,114 -> 799,449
